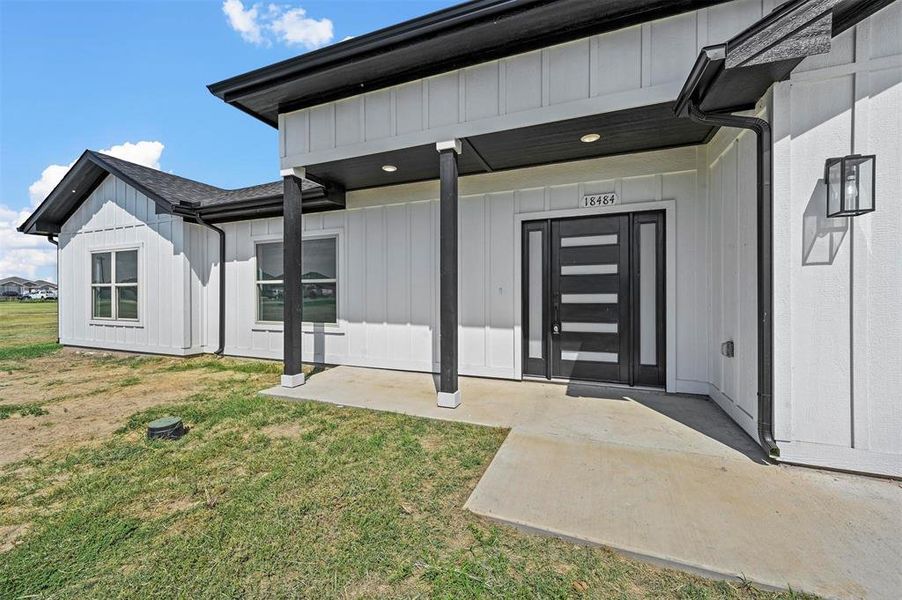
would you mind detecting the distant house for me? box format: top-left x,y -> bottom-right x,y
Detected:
29,280 -> 58,293
1,277 -> 30,296
0,277 -> 57,296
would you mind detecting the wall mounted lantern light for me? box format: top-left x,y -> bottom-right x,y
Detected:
825,154 -> 876,218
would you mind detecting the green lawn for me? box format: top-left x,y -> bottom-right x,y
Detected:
0,300 -> 58,347
0,303 -> 809,598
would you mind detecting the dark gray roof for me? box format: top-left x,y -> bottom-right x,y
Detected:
91,152 -> 224,206
18,150 -> 337,236
0,277 -> 56,288
201,179 -> 321,207
0,276 -> 31,286
88,151 -> 314,208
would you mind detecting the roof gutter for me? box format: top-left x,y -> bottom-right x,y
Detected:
675,44 -> 780,457
174,206 -> 226,356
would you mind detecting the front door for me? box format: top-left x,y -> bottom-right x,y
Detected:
522,211 -> 665,387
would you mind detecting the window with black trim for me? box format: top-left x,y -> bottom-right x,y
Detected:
255,237 -> 337,324
91,249 -> 139,320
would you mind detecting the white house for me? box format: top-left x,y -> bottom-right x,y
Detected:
19,0 -> 901,477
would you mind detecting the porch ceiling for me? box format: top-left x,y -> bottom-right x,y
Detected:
305,103 -> 715,191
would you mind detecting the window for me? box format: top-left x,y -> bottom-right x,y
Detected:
255,237 -> 337,324
92,249 -> 139,320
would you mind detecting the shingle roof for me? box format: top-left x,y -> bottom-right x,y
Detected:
90,152 -> 224,206
18,150 -> 339,236
200,178 -> 321,207
0,277 -> 56,288
89,151 -> 316,208
0,276 -> 31,286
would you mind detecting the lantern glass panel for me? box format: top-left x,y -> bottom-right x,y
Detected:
846,155 -> 874,213
827,159 -> 843,217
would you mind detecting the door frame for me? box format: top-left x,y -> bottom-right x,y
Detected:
513,200 -> 677,392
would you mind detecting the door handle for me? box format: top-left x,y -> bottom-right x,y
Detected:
552,302 -> 561,335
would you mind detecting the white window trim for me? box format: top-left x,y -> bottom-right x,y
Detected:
88,243 -> 144,327
252,229 -> 343,332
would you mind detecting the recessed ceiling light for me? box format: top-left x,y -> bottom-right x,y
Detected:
580,133 -> 601,143
381,164 -> 398,172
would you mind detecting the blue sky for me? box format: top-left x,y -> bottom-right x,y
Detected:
0,0 -> 455,281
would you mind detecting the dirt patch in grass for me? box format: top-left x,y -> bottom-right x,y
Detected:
260,421 -> 312,439
0,523 -> 30,553
0,350 -> 259,466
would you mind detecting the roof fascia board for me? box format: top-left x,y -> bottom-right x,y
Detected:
18,151 -> 181,236
17,151 -> 96,234
208,0 -> 544,100
209,0 -> 731,124
832,0 -> 896,35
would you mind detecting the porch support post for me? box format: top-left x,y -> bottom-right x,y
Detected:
437,139 -> 462,408
281,167 -> 305,388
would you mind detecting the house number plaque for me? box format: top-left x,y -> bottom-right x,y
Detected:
581,192 -> 618,209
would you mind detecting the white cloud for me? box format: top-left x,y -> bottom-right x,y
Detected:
223,0 -> 265,45
270,7 -> 333,49
2,140 -> 165,281
0,206 -> 56,281
28,141 -> 164,207
221,1 -> 334,49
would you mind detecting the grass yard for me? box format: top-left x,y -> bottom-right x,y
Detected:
0,300 -> 58,348
0,302 -> 811,598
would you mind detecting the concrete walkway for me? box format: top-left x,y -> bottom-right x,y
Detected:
262,366 -> 902,599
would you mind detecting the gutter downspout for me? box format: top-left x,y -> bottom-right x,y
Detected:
47,234 -> 59,344
193,216 -> 226,356
687,101 -> 779,458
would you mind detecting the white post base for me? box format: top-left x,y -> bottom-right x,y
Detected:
281,372 -> 306,388
437,390 -> 461,409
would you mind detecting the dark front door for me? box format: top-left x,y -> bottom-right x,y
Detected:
522,211 -> 665,387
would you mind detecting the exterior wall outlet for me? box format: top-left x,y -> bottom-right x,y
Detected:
721,340 -> 734,358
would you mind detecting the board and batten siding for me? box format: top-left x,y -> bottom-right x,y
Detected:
703,122 -> 761,442
279,0 -> 772,168
218,146 -> 711,393
771,3 -> 902,477
58,174 -> 211,355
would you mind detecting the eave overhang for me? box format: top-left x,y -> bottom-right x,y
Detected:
674,0 -> 895,117
190,185 -> 344,225
208,0 -> 733,127
17,151 -> 195,237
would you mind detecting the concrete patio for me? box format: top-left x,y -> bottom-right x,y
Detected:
262,366 -> 902,599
